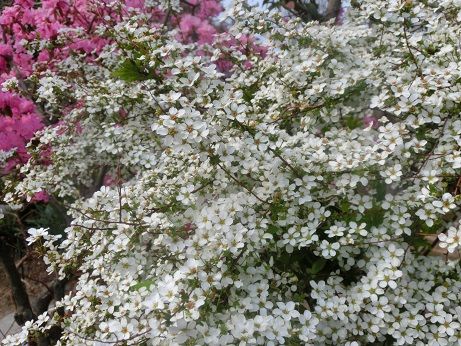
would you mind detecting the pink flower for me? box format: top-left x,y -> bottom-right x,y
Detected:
125,0 -> 144,9
119,108 -> 128,120
215,59 -> 233,73
31,190 -> 50,203
39,146 -> 52,166
37,50 -> 51,63
197,22 -> 216,44
179,14 -> 201,36
285,1 -> 295,10
18,114 -> 43,138
103,174 -> 117,187
363,114 -> 379,128
0,44 -> 13,58
197,0 -> 222,19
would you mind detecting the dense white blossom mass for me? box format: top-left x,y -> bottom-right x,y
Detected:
2,0 -> 461,345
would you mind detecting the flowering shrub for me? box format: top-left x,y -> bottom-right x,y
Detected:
3,0 -> 461,345
0,0 -> 223,194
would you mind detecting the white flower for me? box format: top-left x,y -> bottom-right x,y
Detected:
225,102 -> 247,122
107,317 -> 136,340
325,225 -> 346,238
319,240 -> 340,258
349,222 -> 367,236
381,163 -> 402,184
432,193 -> 456,213
438,227 -> 461,253
25,228 -> 49,245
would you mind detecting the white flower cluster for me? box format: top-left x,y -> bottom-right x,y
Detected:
3,1 -> 461,345
1,77 -> 19,92
0,149 -> 14,167
439,226 -> 461,254
36,74 -> 70,108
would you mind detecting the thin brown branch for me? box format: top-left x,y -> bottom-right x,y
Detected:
216,162 -> 269,205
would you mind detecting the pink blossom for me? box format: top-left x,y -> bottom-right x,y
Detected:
31,190 -> 50,202
125,0 -> 144,9
285,1 -> 295,10
179,14 -> 201,37
103,174 -> 117,187
197,0 -> 222,19
363,114 -> 379,128
197,22 -> 216,44
39,146 -> 52,166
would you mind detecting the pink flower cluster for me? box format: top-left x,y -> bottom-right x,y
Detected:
0,93 -> 43,170
177,0 -> 222,44
0,35 -> 43,175
179,14 -> 217,44
214,35 -> 268,73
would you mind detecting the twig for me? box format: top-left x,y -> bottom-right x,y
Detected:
402,20 -> 422,77
216,162 -> 269,204
15,252 -> 31,269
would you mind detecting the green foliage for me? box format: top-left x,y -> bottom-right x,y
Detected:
307,258 -> 326,275
374,178 -> 387,202
131,279 -> 155,291
112,59 -> 150,82
406,235 -> 430,250
345,115 -> 362,129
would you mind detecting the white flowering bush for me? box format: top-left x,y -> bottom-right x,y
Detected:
3,0 -> 461,345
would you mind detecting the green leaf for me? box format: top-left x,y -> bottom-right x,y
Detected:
406,235 -> 430,248
209,155 -> 220,165
428,183 -> 438,194
362,207 -> 384,227
242,83 -> 259,103
131,279 -> 154,291
267,224 -> 279,235
308,258 -> 326,275
112,59 -> 149,82
375,178 -> 386,201
345,115 -> 361,130
25,203 -> 67,237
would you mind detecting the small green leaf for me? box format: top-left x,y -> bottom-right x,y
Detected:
309,258 -> 326,274
267,224 -> 279,235
375,178 -> 386,201
131,279 -> 154,291
112,59 -> 149,82
209,155 -> 220,165
345,115 -> 361,130
406,236 -> 430,248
